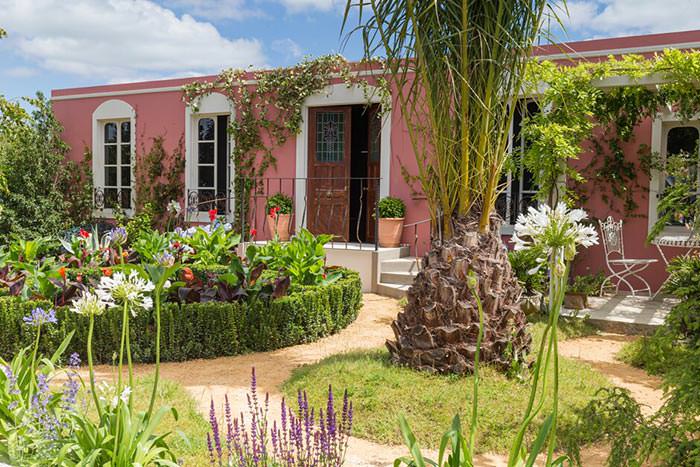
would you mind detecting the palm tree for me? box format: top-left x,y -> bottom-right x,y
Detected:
344,1 -> 553,373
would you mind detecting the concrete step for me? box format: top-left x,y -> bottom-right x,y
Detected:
380,271 -> 418,286
380,257 -> 420,273
376,282 -> 411,299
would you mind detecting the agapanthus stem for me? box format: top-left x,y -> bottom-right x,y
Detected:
125,309 -> 134,407
117,301 -> 128,393
468,282 -> 484,460
28,324 -> 41,402
87,315 -> 102,419
147,286 -> 162,420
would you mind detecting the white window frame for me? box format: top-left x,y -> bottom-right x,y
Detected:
501,99 -> 541,235
185,92 -> 235,223
648,110 -> 700,236
92,99 -> 136,218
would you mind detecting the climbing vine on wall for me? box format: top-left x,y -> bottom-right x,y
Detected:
522,50 -> 700,234
182,54 -> 390,231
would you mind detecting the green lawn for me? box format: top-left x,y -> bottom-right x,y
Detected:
282,320 -> 608,454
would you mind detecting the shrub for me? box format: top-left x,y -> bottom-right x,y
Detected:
265,193 -> 293,215
0,270 -> 362,364
664,255 -> 700,346
377,196 -> 405,218
567,272 -> 606,296
508,248 -> 547,295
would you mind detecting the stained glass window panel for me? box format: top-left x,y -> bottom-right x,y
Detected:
315,112 -> 344,162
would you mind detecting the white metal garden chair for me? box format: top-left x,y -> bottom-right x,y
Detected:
598,216 -> 657,296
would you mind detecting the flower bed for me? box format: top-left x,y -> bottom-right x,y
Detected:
0,269 -> 361,364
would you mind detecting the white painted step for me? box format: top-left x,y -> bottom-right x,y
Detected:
376,282 -> 411,299
380,271 -> 418,286
380,257 -> 421,273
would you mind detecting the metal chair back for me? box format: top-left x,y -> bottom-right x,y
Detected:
599,216 -> 624,260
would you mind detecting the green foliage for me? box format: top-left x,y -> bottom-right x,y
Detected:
663,255 -> 700,346
377,196 -> 406,219
508,248 -> 547,295
115,203 -> 156,246
616,329 -> 686,376
0,270 -> 362,364
265,192 -> 293,215
256,229 -> 340,286
0,93 -> 92,240
133,135 -> 185,229
0,331 -> 77,465
178,224 -> 240,266
567,273 -> 606,296
524,51 -> 700,218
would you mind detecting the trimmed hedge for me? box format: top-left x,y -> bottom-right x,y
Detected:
0,270 -> 362,364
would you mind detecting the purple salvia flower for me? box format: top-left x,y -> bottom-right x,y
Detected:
225,394 -> 233,462
206,432 -> 215,466
209,399 -> 222,460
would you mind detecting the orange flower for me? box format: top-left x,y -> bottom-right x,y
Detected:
58,267 -> 66,281
181,267 -> 195,282
101,267 -> 113,277
76,274 -> 83,283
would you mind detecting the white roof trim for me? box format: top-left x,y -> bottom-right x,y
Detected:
536,41 -> 700,61
51,68 -> 387,102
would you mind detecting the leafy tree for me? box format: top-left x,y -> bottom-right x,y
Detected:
0,93 -> 92,240
344,1 -> 553,373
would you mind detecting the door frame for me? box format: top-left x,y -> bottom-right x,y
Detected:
295,83 -> 391,233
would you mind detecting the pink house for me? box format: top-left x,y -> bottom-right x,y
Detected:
51,29 -> 700,294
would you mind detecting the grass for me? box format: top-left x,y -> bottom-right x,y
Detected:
281,319 -> 608,454
617,329 -> 690,376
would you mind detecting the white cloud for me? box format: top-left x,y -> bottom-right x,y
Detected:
277,0 -> 339,13
0,0 -> 267,82
562,0 -> 700,38
271,38 -> 303,61
162,0 -> 264,21
3,66 -> 39,78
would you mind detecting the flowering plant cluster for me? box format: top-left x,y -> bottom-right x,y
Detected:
207,368 -> 353,467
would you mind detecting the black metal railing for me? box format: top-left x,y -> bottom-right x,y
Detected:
181,177 -> 382,250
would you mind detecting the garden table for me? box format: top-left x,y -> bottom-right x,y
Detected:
651,233 -> 700,298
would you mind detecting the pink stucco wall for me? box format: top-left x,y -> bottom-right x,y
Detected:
52,29 -> 700,291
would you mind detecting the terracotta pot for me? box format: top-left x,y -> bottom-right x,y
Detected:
267,213 -> 292,241
378,217 -> 404,248
564,292 -> 588,310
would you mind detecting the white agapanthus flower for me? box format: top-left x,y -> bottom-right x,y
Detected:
70,291 -> 106,317
512,203 -> 598,275
96,270 -> 155,314
167,200 -> 182,215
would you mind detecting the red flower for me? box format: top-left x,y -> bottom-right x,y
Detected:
76,274 -> 83,283
208,209 -> 217,222
269,206 -> 280,218
181,267 -> 195,282
78,228 -> 90,239
58,267 -> 66,281
250,228 -> 257,237
101,267 -> 113,277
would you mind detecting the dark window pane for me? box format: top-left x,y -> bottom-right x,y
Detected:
105,188 -> 118,207
121,121 -> 130,143
198,190 -> 215,211
667,126 -> 699,156
120,189 -> 131,209
105,145 -> 117,164
121,144 -> 131,164
199,166 -> 215,187
121,166 -> 131,187
105,167 -> 117,186
198,118 -> 215,141
104,123 -> 117,143
198,142 -> 215,164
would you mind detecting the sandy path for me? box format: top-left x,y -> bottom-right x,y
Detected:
88,294 -> 664,466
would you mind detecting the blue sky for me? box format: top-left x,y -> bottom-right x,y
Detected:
1,0 -> 699,101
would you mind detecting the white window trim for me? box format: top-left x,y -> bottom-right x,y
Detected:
184,92 -> 235,223
92,99 -> 136,218
648,110 -> 700,236
294,83 -> 391,232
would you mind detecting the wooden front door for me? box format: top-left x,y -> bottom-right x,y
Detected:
365,105 -> 381,242
307,107 -> 352,241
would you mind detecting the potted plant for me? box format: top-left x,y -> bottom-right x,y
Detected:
377,196 -> 406,248
564,272 -> 606,309
266,193 -> 293,241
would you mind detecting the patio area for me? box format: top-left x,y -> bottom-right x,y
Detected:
562,294 -> 675,335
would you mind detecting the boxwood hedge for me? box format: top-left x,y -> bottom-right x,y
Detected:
0,270 -> 362,364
